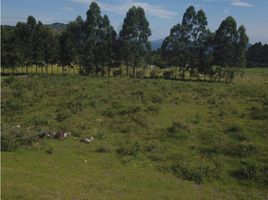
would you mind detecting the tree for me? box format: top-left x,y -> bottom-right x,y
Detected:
213,16 -> 238,68
100,15 -> 117,76
162,6 -> 209,80
82,2 -> 103,75
236,25 -> 249,67
247,42 -> 268,67
119,6 -> 151,77
59,16 -> 84,68
1,26 -> 18,71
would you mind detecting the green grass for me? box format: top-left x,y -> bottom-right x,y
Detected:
1,68 -> 268,200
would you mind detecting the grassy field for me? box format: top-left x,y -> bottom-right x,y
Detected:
1,68 -> 268,200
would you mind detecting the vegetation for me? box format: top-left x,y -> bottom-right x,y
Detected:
1,68 -> 268,199
1,1 -> 268,199
2,2 -> 267,79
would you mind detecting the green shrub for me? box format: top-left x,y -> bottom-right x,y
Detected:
225,124 -> 248,141
3,76 -> 16,84
163,70 -> 173,79
136,70 -> 145,78
116,143 -> 140,157
250,105 -> 268,120
45,145 -> 54,154
232,160 -> 260,181
1,132 -> 17,151
169,160 -> 221,184
145,105 -> 161,114
32,115 -> 49,127
113,69 -> 122,77
95,145 -> 110,153
151,94 -> 163,104
150,68 -> 160,79
224,143 -> 257,157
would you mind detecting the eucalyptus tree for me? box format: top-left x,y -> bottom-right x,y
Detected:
236,25 -> 249,67
162,6 -> 209,80
119,6 -> 151,77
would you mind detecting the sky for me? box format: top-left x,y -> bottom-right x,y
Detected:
1,0 -> 268,43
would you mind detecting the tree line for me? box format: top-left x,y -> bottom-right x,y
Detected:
1,2 -> 267,80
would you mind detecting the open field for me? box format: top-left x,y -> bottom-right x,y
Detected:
1,68 -> 268,200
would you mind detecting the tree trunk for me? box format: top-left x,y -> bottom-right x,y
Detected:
102,66 -> 105,77
126,65 -> 129,77
182,68 -> 185,81
108,66 -> 111,77
133,66 -> 136,78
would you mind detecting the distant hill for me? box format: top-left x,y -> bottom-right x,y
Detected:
45,23 -> 67,34
151,39 -> 164,50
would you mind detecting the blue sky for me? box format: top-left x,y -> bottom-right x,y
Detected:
1,0 -> 268,43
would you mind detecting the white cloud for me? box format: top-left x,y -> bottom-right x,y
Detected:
230,0 -> 253,7
61,7 -> 74,11
70,0 -> 177,19
203,0 -> 253,8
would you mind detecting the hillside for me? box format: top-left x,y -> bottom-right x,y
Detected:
1,68 -> 268,200
45,23 -> 66,34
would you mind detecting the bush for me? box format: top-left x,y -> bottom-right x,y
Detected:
1,133 -> 17,151
225,124 -> 248,141
136,70 -> 145,78
95,145 -> 110,153
169,159 -> 221,184
116,143 -> 140,157
113,69 -> 122,77
163,70 -> 174,80
145,105 -> 161,114
233,161 -> 259,180
250,105 -> 268,120
150,68 -> 160,79
166,121 -> 188,139
151,94 -> 163,104
224,143 -> 257,157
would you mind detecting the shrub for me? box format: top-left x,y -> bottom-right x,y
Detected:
225,124 -> 248,141
150,68 -> 160,79
113,69 -> 122,77
136,70 -> 145,78
163,70 -> 174,80
116,143 -> 140,157
32,115 -> 49,127
167,121 -> 188,134
166,121 -> 188,139
232,160 -> 260,181
3,76 -> 16,84
145,105 -> 161,114
250,105 -> 268,120
1,132 -> 17,151
17,135 -> 38,147
45,145 -> 54,154
169,159 -> 221,184
95,145 -> 110,153
224,143 -> 257,157
151,94 -> 163,104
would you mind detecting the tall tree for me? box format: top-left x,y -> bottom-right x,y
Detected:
119,6 -> 151,77
213,16 -> 238,68
162,6 -> 209,79
1,26 -> 17,70
236,25 -> 249,67
82,2 -> 103,75
100,15 -> 117,76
